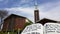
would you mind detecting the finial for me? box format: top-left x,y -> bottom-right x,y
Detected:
35,0 -> 38,10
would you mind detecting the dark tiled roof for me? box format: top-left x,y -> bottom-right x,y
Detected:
4,14 -> 26,21
37,18 -> 58,25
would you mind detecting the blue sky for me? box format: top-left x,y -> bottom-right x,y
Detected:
0,0 -> 60,8
0,0 -> 60,22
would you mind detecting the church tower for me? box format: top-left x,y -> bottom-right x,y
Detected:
34,0 -> 39,23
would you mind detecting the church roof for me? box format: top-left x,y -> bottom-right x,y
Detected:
36,18 -> 58,25
4,14 -> 26,21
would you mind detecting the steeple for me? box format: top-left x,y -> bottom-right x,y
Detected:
35,0 -> 38,10
34,0 -> 39,23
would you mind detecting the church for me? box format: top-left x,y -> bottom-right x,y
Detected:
34,1 -> 60,25
34,9 -> 60,25
22,2 -> 60,34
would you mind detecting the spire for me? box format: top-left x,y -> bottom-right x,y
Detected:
35,0 -> 38,10
34,0 -> 39,23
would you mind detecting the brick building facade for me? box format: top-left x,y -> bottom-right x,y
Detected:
2,14 -> 26,31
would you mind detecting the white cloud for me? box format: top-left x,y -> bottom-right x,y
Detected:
20,0 -> 33,3
4,0 -> 60,23
4,7 -> 34,22
13,0 -> 34,7
40,1 -> 60,21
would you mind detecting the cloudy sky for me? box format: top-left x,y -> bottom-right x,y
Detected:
0,0 -> 60,22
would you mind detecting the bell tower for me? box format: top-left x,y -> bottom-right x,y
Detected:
34,0 -> 39,23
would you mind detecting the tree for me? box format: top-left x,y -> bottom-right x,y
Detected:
25,18 -> 33,27
0,10 -> 8,31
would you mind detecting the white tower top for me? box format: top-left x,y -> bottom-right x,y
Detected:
35,0 -> 38,10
